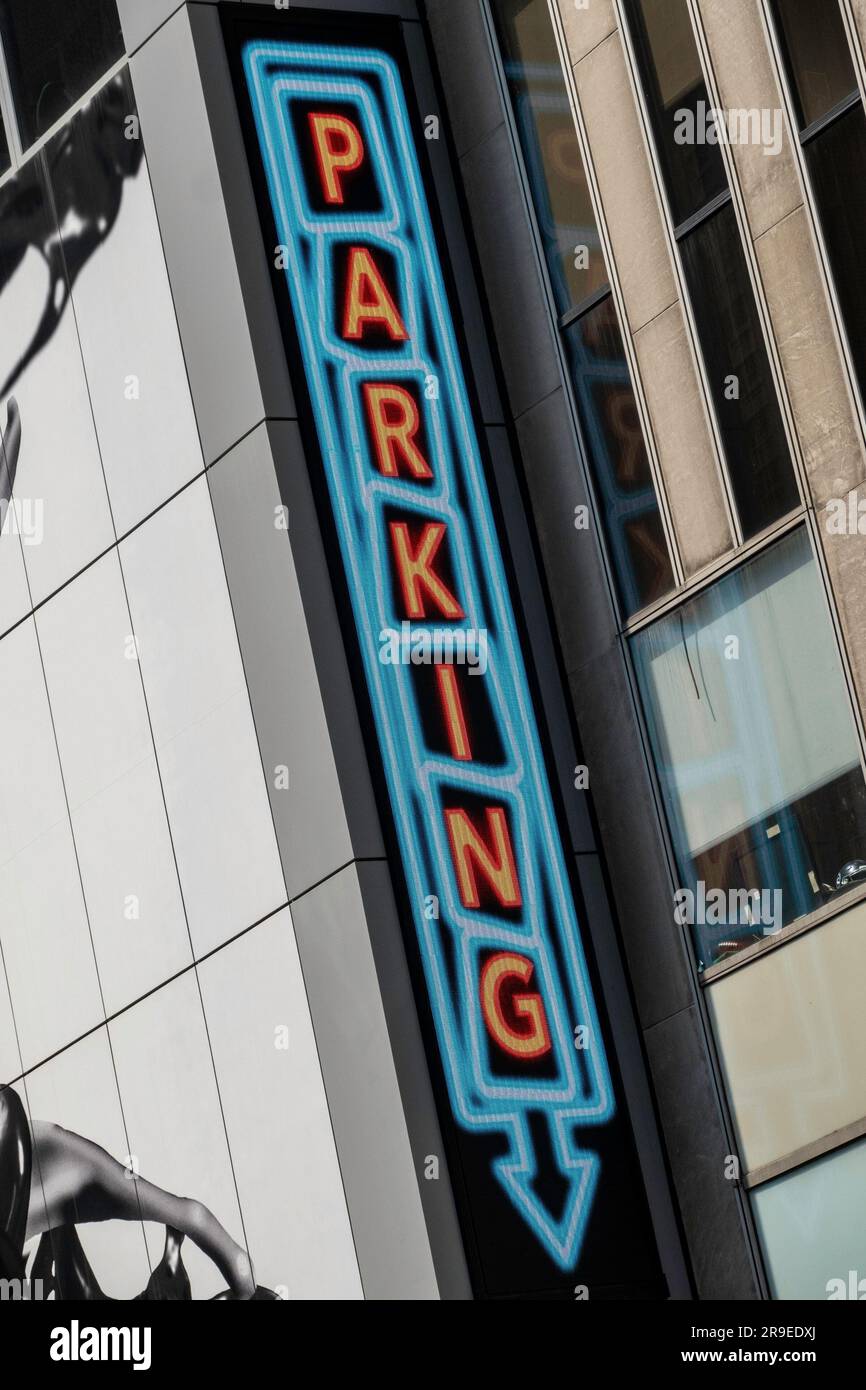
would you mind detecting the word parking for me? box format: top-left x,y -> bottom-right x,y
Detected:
243,36 -> 615,1269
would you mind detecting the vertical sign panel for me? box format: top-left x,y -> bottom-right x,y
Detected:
231,10 -> 663,1298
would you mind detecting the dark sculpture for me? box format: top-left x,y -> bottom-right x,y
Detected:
0,1086 -> 277,1301
0,72 -> 144,400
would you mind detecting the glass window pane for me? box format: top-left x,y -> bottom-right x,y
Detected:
625,0 -> 727,225
752,1137 -> 866,1300
680,201 -> 798,537
806,104 -> 866,400
631,528 -> 866,970
0,109 -> 9,174
774,0 -> 857,129
0,0 -> 124,149
490,0 -> 608,313
565,296 -> 674,614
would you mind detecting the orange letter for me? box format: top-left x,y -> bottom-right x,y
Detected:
445,806 -> 521,909
390,522 -> 464,620
480,953 -> 552,1060
435,665 -> 472,762
343,247 -> 408,341
308,113 -> 364,205
363,384 -> 432,479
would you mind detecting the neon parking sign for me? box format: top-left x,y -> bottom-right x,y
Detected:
235,18 -> 657,1291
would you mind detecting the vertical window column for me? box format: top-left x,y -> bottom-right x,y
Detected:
624,0 -> 800,540
770,0 -> 866,404
489,0 -> 676,618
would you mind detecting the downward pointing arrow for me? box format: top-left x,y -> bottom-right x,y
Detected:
493,1115 -> 600,1271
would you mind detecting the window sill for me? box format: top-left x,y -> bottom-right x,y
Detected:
700,877 -> 866,985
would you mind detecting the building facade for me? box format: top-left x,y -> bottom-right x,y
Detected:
0,0 -> 864,1302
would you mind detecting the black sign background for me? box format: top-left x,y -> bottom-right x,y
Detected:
222,0 -> 671,1300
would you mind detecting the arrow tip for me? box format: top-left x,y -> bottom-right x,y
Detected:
494,1150 -> 600,1271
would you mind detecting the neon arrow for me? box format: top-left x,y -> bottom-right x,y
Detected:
494,1113 -> 600,1271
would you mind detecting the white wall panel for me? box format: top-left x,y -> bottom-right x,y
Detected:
0,962 -> 21,1083
109,969 -> 246,1300
73,757 -> 192,1013
57,73 -> 204,536
0,820 -> 103,1070
0,619 -> 103,1068
37,551 -> 191,1012
120,479 -> 285,955
0,620 -> 66,865
199,908 -> 362,1300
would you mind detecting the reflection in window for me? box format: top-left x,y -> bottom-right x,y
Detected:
490,0 -> 607,314
805,105 -> 866,396
773,0 -> 857,129
625,0 -> 727,226
632,528 -> 866,970
565,298 -> 674,614
490,0 -> 675,617
0,0 -> 124,150
680,201 -> 798,538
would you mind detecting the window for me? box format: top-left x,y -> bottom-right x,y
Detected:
0,0 -> 124,151
492,0 -> 605,314
752,1136 -> 866,1300
680,202 -> 799,537
0,107 -> 9,175
804,106 -> 866,395
772,1 -> 866,402
773,0 -> 856,130
625,0 -> 726,226
624,0 -> 798,542
632,527 -> 866,970
490,0 -> 675,615
564,297 -> 674,613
